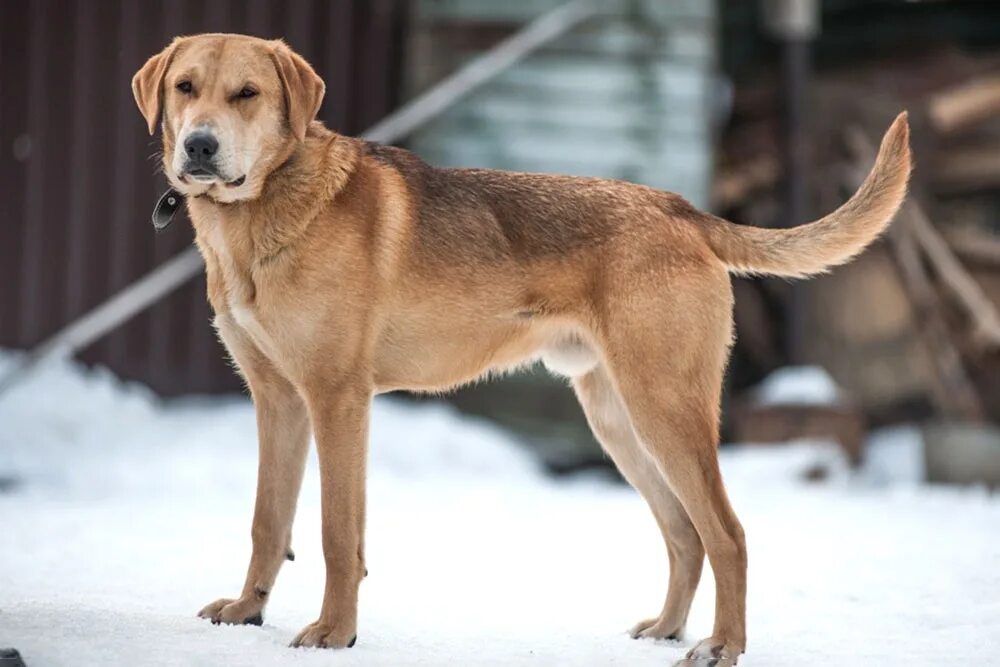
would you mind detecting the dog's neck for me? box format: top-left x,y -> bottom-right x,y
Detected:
186,126 -> 360,262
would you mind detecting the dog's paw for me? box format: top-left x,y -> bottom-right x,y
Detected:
290,620 -> 357,649
671,658 -> 737,667
197,597 -> 265,626
684,636 -> 743,665
629,616 -> 682,641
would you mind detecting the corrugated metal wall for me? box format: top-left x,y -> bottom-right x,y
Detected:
410,0 -> 717,206
0,0 -> 407,394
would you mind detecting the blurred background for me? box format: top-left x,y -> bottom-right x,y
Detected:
3,0 -> 1000,486
3,3 -> 1000,664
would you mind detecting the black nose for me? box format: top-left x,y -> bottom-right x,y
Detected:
184,132 -> 218,163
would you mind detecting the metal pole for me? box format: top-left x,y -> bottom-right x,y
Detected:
782,36 -> 811,362
761,0 -> 819,362
0,0 -> 597,396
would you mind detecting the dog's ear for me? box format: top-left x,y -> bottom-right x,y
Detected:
132,38 -> 182,135
269,41 -> 325,142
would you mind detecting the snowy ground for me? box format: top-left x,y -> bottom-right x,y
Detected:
1,355 -> 999,666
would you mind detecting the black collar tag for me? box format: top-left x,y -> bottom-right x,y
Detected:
152,188 -> 183,231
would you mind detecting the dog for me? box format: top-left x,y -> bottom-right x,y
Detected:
132,33 -> 910,663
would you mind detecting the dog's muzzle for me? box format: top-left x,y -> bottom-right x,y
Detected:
183,130 -> 220,181
179,130 -> 246,188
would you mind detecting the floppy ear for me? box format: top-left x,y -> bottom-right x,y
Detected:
269,41 -> 325,142
132,39 -> 181,135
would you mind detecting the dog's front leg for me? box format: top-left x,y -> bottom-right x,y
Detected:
199,327 -> 311,626
291,382 -> 370,649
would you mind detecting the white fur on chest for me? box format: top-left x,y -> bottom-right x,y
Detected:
231,303 -> 279,356
204,223 -> 281,359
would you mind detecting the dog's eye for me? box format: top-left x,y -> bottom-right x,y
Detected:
176,80 -> 193,94
236,87 -> 258,99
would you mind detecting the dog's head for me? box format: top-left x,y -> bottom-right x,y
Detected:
132,33 -> 324,202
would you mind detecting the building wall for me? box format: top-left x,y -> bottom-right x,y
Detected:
409,0 -> 718,206
0,0 -> 407,394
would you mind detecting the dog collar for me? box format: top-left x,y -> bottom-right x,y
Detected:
152,188 -> 183,231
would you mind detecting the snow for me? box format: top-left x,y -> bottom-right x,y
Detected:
1,353 -> 999,666
863,424 -> 927,486
754,365 -> 843,406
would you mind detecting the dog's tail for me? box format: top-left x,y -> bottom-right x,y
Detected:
701,112 -> 911,278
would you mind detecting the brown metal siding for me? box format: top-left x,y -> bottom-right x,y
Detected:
0,0 -> 408,394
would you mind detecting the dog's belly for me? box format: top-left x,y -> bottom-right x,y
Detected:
373,318 -> 600,392
372,321 -> 545,393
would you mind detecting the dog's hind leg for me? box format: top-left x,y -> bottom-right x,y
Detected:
574,365 -> 705,641
599,269 -> 747,663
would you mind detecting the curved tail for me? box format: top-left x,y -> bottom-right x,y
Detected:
702,112 -> 911,278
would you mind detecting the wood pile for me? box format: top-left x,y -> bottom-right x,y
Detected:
732,403 -> 867,466
717,47 -> 1000,430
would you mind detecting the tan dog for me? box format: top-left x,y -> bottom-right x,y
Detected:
132,33 -> 910,663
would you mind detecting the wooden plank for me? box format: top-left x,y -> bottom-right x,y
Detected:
905,199 -> 1000,349
929,73 -> 1000,135
890,220 -> 984,420
944,228 -> 1000,268
846,126 -> 985,420
932,144 -> 1000,195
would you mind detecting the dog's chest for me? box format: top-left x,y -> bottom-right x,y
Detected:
202,223 -> 284,358
229,302 -> 277,358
